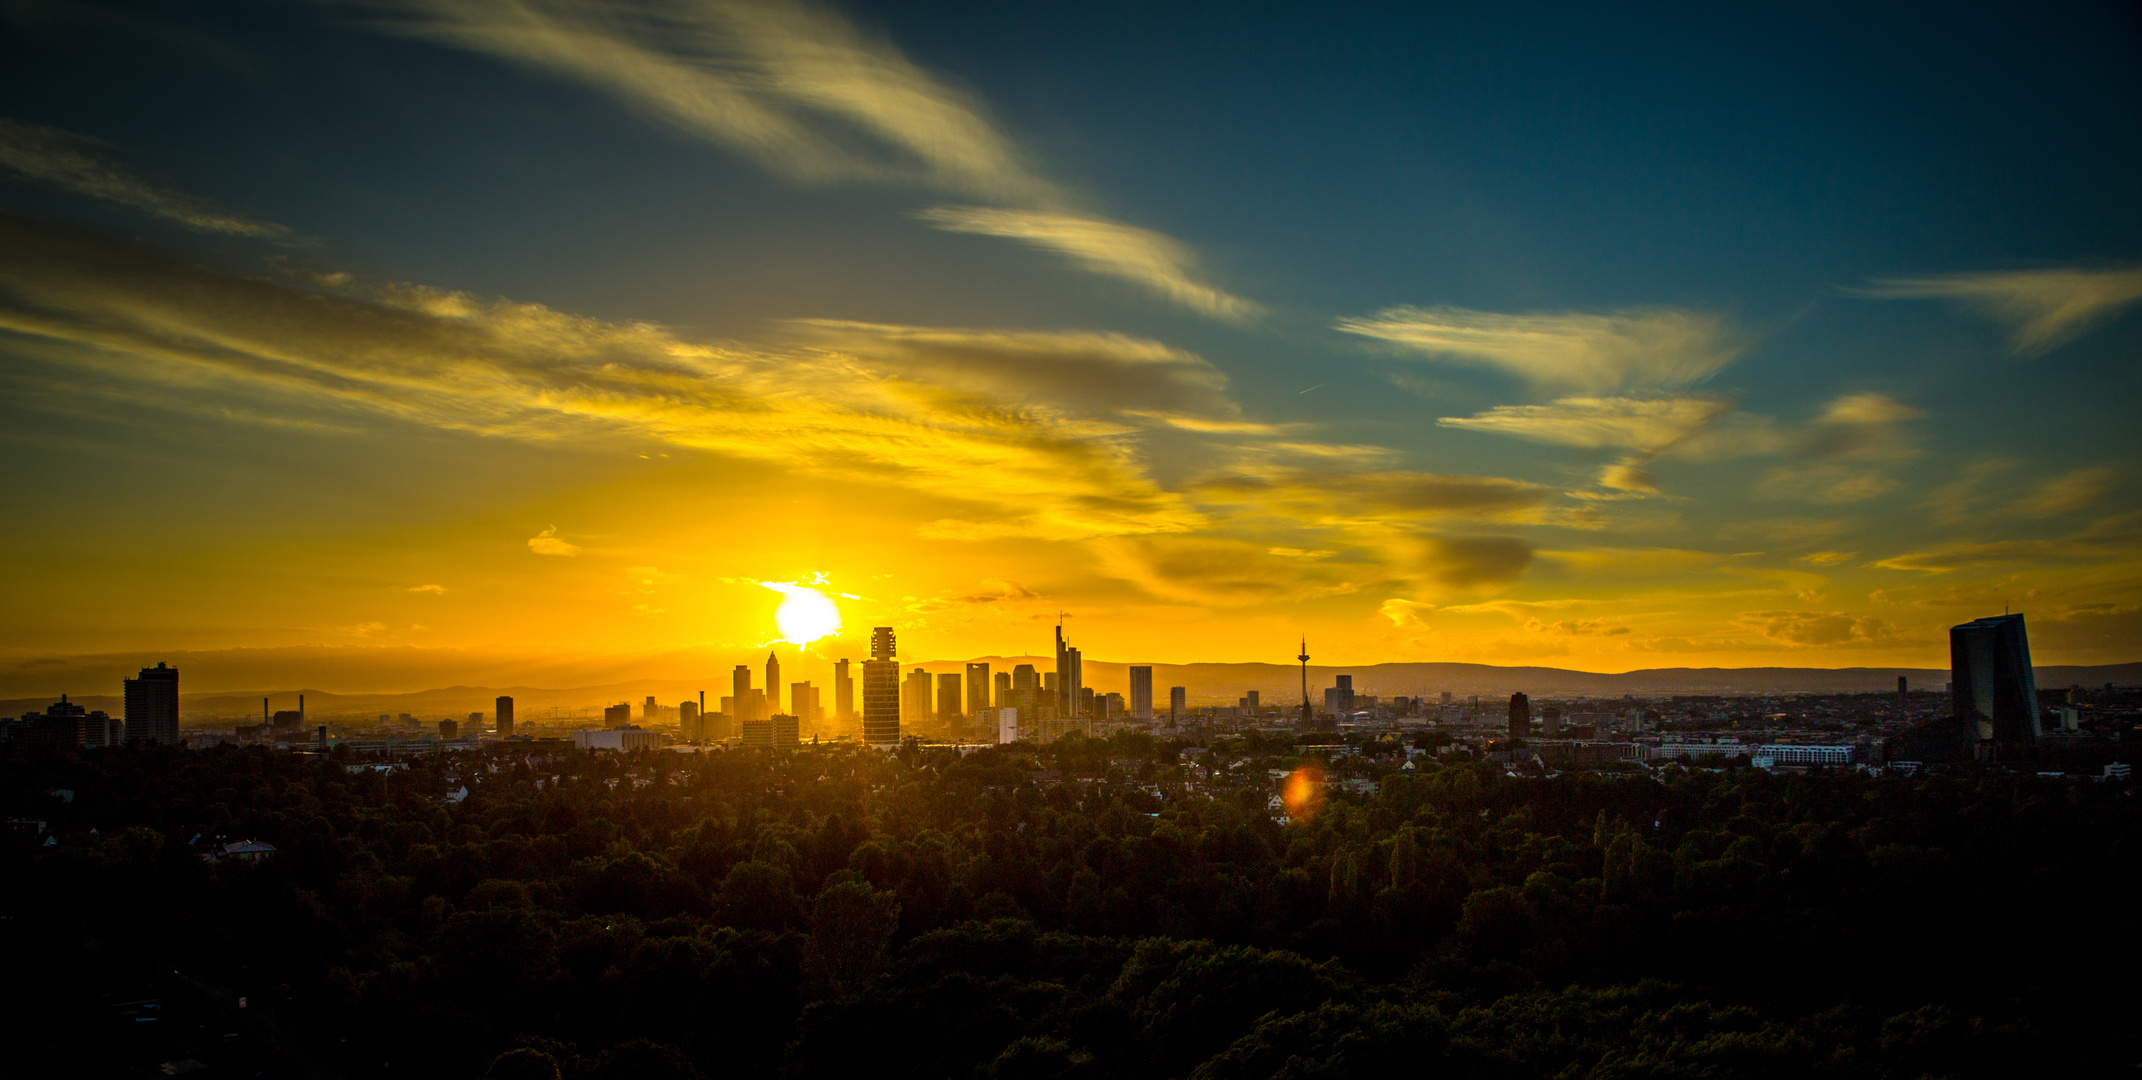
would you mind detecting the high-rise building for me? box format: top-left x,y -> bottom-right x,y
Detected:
1335,675 -> 1354,714
440,719 -> 458,740
765,651 -> 782,716
1055,622 -> 1084,718
1012,664 -> 1038,720
1169,686 -> 1186,722
1950,613 -> 2039,752
1440,691 -> 1453,706
733,666 -> 754,723
835,659 -> 854,719
904,668 -> 933,722
791,682 -> 821,725
642,695 -> 657,721
679,700 -> 701,741
496,695 -> 515,739
966,663 -> 991,716
1508,692 -> 1530,742
1897,675 -> 1908,707
1245,689 -> 1259,714
1129,666 -> 1153,720
124,662 -> 180,745
994,670 -> 1011,708
862,627 -> 901,746
605,702 -> 632,727
937,673 -> 963,722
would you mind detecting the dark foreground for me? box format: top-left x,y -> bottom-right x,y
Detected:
4,734 -> 2135,1079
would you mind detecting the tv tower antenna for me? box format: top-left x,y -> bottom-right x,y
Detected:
1297,636 -> 1312,729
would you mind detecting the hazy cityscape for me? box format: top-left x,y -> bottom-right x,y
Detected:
6,0 -> 2140,1078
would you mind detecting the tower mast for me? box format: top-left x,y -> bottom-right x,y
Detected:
1297,637 -> 1312,729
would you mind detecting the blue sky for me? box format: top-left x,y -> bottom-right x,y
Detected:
1,0 -> 2137,674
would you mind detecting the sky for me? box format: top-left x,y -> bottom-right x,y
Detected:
2,0 -> 2139,685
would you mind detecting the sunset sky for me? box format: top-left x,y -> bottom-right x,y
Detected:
3,0 -> 2139,684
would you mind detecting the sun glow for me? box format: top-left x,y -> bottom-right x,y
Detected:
760,579 -> 843,645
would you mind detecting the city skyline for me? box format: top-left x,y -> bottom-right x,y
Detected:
3,2 -> 2140,677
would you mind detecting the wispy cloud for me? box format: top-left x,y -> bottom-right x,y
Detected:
1334,306 -> 1744,393
528,526 -> 582,556
375,0 -> 1253,319
918,206 -> 1259,320
1438,395 -> 1740,493
0,118 -> 289,237
2014,465 -> 2118,519
1856,266 -> 2142,353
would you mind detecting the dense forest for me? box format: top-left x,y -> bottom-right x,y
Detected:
4,734 -> 2134,1079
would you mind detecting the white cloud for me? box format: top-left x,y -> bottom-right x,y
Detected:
1335,306 -> 1743,392
528,526 -> 582,556
0,118 -> 289,237
918,206 -> 1258,320
407,583 -> 447,593
1857,266 -> 2142,353
378,0 -> 1253,319
1438,395 -> 1736,451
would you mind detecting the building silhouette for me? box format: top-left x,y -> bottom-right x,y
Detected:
862,626 -> 901,747
604,702 -> 631,727
495,695 -> 514,739
966,662 -> 991,718
835,659 -> 853,720
1011,664 -> 1039,720
936,673 -> 962,722
732,665 -> 754,723
1170,686 -> 1186,722
642,695 -> 657,721
1508,692 -> 1530,743
1129,666 -> 1153,720
1950,613 -> 2039,755
765,651 -> 782,716
1054,622 -> 1083,718
124,662 -> 180,745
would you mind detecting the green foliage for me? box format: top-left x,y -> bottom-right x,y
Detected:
1,741 -> 2132,1079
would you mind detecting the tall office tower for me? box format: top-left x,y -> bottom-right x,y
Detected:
1245,690 -> 1259,714
904,668 -> 932,722
123,662 -> 180,745
1078,686 -> 1095,718
966,663 -> 991,717
1169,686 -> 1186,722
1129,666 -> 1153,719
440,719 -> 458,740
733,666 -> 754,722
1507,692 -> 1530,742
643,695 -> 657,720
835,659 -> 854,719
1440,691 -> 1453,705
1541,705 -> 1562,735
937,673 -> 963,721
496,695 -> 515,739
1012,664 -> 1038,720
1950,613 -> 2039,751
862,626 -> 901,746
1335,674 -> 1354,714
1102,692 -> 1125,721
1897,675 -> 1908,706
994,670 -> 1011,707
765,651 -> 782,716
680,700 -> 700,741
791,682 -> 822,726
605,702 -> 632,727
743,689 -> 766,726
1054,622 -> 1085,718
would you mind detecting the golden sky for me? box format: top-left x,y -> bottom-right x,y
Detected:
1,0 -> 2137,680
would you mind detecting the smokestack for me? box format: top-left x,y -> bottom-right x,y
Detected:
264,697 -> 269,725
299,694 -> 305,723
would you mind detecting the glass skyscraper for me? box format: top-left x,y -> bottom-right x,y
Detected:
1949,613 -> 2039,752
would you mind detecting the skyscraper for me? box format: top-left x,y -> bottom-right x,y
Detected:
1129,666 -> 1153,720
937,673 -> 962,722
1012,664 -> 1038,720
905,668 -> 933,723
643,695 -> 657,720
791,682 -> 820,725
862,626 -> 901,747
733,665 -> 754,723
966,662 -> 991,717
835,659 -> 853,719
495,695 -> 514,739
1054,621 -> 1083,719
1950,613 -> 2039,753
994,670 -> 1011,710
765,651 -> 782,716
1508,692 -> 1530,743
123,662 -> 180,745
1170,686 -> 1186,722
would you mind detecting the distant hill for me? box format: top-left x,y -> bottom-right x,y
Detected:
7,659 -> 2138,723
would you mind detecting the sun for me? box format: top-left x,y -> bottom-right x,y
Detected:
760,580 -> 843,645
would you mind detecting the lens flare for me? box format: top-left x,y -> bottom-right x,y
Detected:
760,580 -> 842,645
1281,762 -> 1326,823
